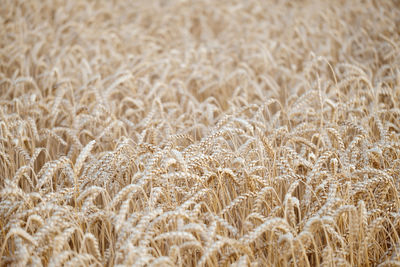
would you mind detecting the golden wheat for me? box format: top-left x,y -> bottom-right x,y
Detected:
1,0 -> 400,266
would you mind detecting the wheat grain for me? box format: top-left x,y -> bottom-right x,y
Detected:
1,0 -> 400,265
74,140 -> 96,176
149,256 -> 175,267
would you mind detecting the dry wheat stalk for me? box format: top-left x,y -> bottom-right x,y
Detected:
1,0 -> 400,265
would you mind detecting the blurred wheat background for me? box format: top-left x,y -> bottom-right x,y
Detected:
1,0 -> 400,266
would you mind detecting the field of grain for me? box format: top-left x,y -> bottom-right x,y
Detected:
1,0 -> 400,266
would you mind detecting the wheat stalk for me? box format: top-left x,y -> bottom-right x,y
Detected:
1,0 -> 400,265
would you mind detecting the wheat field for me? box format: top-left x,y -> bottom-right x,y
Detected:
1,0 -> 400,266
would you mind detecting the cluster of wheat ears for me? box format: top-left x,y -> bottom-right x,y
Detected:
1,0 -> 400,266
